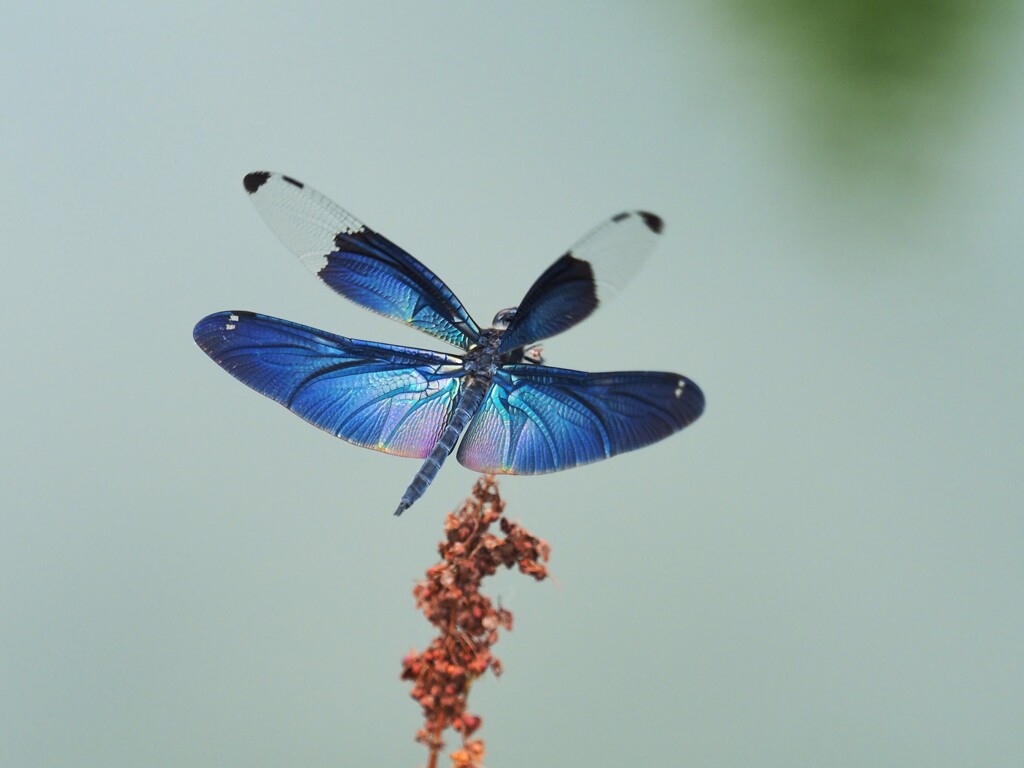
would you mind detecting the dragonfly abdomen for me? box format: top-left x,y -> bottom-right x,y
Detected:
394,375 -> 492,516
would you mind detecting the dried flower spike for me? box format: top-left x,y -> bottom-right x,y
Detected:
401,475 -> 550,768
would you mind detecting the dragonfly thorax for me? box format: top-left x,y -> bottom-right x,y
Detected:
464,328 -> 503,378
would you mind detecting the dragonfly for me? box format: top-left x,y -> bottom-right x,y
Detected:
193,172 -> 705,515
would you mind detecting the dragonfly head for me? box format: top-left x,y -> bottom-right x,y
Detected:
491,307 -> 517,330
490,308 -> 545,365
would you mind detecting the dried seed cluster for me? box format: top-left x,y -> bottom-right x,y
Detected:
401,475 -> 550,767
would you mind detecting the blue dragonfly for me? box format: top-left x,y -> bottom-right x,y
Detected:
194,172 -> 704,515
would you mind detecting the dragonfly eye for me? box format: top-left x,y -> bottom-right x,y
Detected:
492,307 -> 517,330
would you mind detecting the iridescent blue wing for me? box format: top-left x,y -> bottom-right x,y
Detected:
456,364 -> 703,474
498,211 -> 663,354
194,311 -> 466,457
243,172 -> 482,350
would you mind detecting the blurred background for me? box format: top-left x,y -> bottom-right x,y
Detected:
2,2 -> 1022,766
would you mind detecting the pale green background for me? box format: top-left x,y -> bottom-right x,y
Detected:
3,2 -> 1022,766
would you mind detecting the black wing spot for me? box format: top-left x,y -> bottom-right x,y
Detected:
282,175 -> 304,189
638,211 -> 663,234
334,227 -> 369,249
611,212 -> 630,223
243,171 -> 270,194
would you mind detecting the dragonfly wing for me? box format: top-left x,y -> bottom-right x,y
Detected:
457,363 -> 703,474
243,172 -> 481,349
498,211 -> 663,353
194,311 -> 466,457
